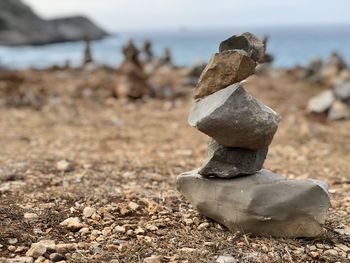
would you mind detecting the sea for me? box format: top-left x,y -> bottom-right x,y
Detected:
0,25 -> 349,69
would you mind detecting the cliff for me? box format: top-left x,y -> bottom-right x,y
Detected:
0,0 -> 108,46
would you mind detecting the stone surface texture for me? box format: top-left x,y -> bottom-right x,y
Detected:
177,169 -> 330,238
189,84 -> 280,150
194,50 -> 256,99
199,138 -> 268,178
219,32 -> 265,63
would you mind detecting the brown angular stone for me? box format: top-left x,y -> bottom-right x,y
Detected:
194,50 -> 256,99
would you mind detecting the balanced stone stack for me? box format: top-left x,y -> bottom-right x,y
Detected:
115,39 -> 150,99
177,32 -> 330,238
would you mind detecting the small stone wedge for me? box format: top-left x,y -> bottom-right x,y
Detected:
176,169 -> 330,238
194,50 -> 256,99
189,84 -> 280,150
219,32 -> 265,63
199,138 -> 268,178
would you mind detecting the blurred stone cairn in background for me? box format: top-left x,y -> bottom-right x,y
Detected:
115,38 -> 191,100
177,32 -> 330,238
306,53 -> 350,120
82,37 -> 93,67
115,39 -> 150,99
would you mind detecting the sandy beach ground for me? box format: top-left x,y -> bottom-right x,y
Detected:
0,68 -> 349,262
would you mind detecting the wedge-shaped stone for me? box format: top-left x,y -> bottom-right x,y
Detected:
194,50 -> 256,99
199,138 -> 268,178
219,32 -> 265,63
176,169 -> 330,238
189,84 -> 280,150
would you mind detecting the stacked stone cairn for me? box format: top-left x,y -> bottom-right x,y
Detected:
177,32 -> 330,238
115,39 -> 150,99
82,37 -> 93,66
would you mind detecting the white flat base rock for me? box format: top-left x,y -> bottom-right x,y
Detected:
176,169 -> 330,238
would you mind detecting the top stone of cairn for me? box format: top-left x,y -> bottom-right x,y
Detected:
219,32 -> 266,63
193,32 -> 266,100
194,50 -> 256,99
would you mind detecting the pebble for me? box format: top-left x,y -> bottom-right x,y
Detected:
143,255 -> 161,263
179,247 -> 195,253
324,249 -> 338,256
83,207 -> 96,218
8,245 -> 16,251
183,218 -> 193,225
114,226 -> 126,233
96,236 -> 104,242
145,224 -> 158,231
197,222 -> 209,230
15,246 -> 27,253
261,245 -> 269,253
316,243 -> 324,249
102,227 -> 112,236
91,212 -> 101,220
128,201 -> 139,210
89,242 -> 102,254
56,160 -> 73,172
49,253 -> 65,262
79,227 -> 90,235
37,240 -> 56,251
334,228 -> 350,236
3,257 -> 34,263
55,243 -> 76,254
216,255 -> 236,263
24,213 -> 38,219
335,243 -> 350,252
308,245 -> 317,251
60,217 -> 84,231
25,243 -> 47,258
134,227 -> 145,235
8,238 -> 18,245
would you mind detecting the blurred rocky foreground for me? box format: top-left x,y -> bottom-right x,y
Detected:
0,62 -> 349,262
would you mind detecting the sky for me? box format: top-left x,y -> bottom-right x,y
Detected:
24,0 -> 350,32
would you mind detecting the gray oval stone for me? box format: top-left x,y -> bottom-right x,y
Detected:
188,84 -> 280,150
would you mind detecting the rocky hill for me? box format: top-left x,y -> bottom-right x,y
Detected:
0,0 -> 108,46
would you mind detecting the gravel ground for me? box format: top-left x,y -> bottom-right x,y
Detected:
0,70 -> 349,263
